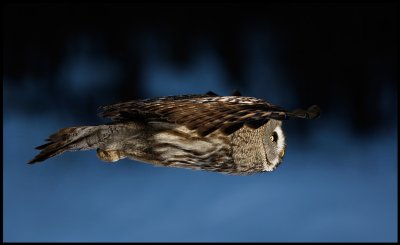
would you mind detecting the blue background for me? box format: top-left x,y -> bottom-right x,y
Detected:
3,3 -> 398,242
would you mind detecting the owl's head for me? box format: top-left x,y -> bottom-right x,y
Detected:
263,120 -> 286,171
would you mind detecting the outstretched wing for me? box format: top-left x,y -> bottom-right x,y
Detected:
99,92 -> 320,137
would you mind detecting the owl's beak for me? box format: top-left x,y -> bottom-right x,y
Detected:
279,148 -> 285,159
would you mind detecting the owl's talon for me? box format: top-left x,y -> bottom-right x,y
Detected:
96,149 -> 125,163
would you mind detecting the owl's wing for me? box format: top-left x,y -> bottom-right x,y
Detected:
99,92 -> 320,136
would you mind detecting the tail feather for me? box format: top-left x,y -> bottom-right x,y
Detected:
35,142 -> 53,150
28,141 -> 73,164
28,126 -> 100,164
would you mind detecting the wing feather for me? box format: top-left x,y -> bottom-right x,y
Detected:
98,92 -> 320,136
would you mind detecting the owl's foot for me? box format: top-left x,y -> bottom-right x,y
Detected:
96,149 -> 126,163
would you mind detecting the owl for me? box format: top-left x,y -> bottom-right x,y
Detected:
29,91 -> 320,175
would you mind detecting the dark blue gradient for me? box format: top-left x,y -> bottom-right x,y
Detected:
3,3 -> 397,242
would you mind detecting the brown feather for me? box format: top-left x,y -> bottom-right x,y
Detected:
98,92 -> 320,136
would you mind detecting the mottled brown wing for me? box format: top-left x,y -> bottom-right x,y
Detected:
99,93 -> 320,137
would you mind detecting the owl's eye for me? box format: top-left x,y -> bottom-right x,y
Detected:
270,132 -> 278,143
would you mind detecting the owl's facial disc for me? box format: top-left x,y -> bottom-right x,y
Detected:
274,125 -> 286,160
264,124 -> 286,171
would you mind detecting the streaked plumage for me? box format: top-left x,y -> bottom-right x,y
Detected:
29,91 -> 320,175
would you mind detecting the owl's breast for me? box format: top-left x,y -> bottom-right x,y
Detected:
147,123 -> 236,173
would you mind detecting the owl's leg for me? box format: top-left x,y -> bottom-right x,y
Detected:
96,149 -> 126,163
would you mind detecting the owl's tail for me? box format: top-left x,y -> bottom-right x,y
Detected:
28,126 -> 103,164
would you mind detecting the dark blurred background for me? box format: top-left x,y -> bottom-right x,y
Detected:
3,3 -> 398,242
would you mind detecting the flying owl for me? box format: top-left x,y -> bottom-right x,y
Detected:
28,91 -> 320,175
